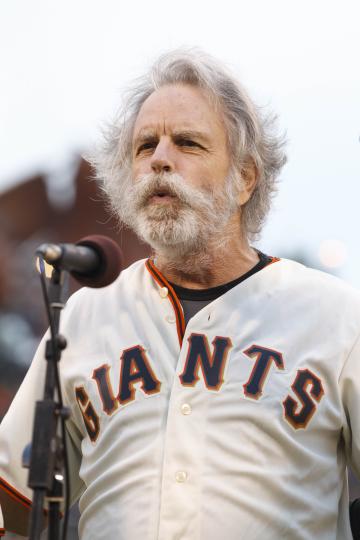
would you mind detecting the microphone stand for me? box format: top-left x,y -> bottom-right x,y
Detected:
23,265 -> 70,540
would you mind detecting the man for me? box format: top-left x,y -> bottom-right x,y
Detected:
1,49 -> 360,539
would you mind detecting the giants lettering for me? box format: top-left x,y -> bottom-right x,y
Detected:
283,368 -> 324,429
75,337 -> 326,443
243,344 -> 284,399
179,333 -> 232,390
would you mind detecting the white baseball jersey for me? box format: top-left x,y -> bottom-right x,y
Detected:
1,257 -> 360,539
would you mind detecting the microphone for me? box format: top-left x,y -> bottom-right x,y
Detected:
37,235 -> 123,288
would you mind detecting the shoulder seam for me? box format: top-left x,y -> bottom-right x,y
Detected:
338,329 -> 360,383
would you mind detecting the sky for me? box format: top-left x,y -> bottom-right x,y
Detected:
1,0 -> 359,284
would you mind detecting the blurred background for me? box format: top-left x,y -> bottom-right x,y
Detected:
0,0 -> 359,537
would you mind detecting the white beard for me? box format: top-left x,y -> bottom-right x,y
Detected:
106,170 -> 242,256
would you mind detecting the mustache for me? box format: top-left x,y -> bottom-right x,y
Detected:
132,173 -> 215,211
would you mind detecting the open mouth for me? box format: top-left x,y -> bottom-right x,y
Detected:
148,190 -> 176,202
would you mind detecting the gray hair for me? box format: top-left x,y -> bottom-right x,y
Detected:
91,48 -> 287,239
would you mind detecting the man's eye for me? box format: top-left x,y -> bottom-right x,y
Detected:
177,139 -> 199,147
137,142 -> 157,154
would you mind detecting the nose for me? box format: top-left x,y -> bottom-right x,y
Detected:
150,137 -> 174,174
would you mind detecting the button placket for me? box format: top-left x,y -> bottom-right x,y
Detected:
158,382 -> 205,539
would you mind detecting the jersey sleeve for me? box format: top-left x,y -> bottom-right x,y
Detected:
339,331 -> 360,478
0,330 -> 85,519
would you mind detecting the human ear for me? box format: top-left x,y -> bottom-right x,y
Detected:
239,159 -> 258,206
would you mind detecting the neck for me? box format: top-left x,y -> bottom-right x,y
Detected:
153,219 -> 259,289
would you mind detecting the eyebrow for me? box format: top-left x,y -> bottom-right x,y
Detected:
171,129 -> 209,141
133,128 -> 210,148
133,131 -> 158,147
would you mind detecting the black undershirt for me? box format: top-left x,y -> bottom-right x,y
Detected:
169,251 -> 273,325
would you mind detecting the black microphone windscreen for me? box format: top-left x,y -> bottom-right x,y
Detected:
73,235 -> 123,288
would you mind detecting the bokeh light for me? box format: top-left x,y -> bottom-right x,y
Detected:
318,239 -> 348,269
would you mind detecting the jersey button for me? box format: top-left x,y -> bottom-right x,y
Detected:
181,403 -> 192,415
159,287 -> 168,298
175,471 -> 188,483
165,314 -> 176,324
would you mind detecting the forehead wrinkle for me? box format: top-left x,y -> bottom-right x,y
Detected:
133,84 -> 227,141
